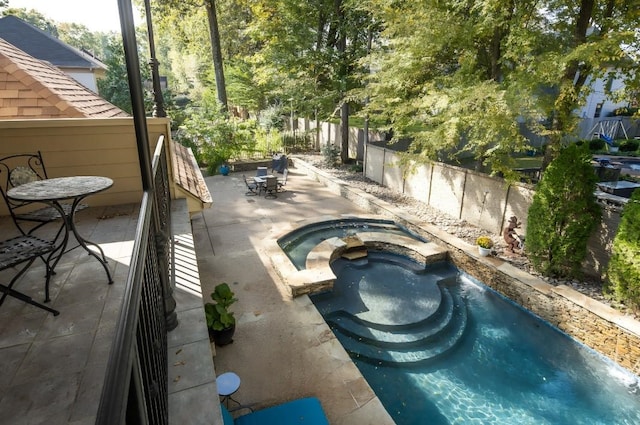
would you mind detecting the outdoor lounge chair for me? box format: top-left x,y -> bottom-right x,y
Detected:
277,168 -> 288,191
0,151 -> 87,236
264,176 -> 278,199
220,397 -> 329,425
243,174 -> 258,196
0,234 -> 59,315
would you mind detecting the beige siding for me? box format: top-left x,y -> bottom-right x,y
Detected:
0,117 -> 171,216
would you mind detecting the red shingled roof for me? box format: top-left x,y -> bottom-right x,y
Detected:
171,141 -> 213,207
0,38 -> 128,119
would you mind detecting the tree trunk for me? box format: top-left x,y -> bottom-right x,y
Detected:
341,102 -> 349,163
205,0 -> 228,111
542,0 -> 595,170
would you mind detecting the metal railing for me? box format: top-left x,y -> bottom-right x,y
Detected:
96,135 -> 175,424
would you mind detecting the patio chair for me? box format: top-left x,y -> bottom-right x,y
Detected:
0,152 -> 87,236
256,167 -> 268,177
263,176 -> 278,199
243,174 -> 259,196
0,234 -> 59,315
277,168 -> 288,191
220,397 -> 329,425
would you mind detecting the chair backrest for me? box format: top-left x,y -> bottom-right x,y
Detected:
265,176 -> 278,190
243,174 -> 255,188
0,152 -> 48,213
256,167 -> 268,177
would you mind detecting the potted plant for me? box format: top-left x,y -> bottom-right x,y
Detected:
476,236 -> 493,257
204,282 -> 237,346
219,162 -> 230,176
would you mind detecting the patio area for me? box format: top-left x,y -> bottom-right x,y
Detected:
2,161 -> 638,425
0,167 -> 394,425
191,168 -> 394,424
0,203 -> 139,425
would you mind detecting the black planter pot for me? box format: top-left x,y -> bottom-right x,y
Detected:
209,324 -> 235,346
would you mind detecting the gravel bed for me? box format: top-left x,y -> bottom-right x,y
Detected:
296,154 -> 634,317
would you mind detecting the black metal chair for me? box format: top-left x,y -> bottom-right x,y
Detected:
0,234 -> 59,315
0,151 -> 86,236
243,174 -> 259,196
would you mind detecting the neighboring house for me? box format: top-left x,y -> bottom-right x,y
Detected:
575,66 -> 640,140
0,37 -> 127,119
0,15 -> 106,93
578,68 -> 634,119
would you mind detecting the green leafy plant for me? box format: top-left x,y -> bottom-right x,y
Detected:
606,188 -> 640,312
321,144 -> 341,167
526,144 -> 601,278
204,283 -> 237,331
618,139 -> 639,152
587,139 -> 606,152
177,102 -> 258,174
476,236 -> 493,249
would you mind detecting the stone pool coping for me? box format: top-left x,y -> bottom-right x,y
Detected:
277,158 -> 640,376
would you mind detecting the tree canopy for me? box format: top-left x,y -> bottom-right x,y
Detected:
354,0 -> 640,173
5,1 -> 638,170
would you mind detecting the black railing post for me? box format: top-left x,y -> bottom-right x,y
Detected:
118,0 -> 153,191
144,0 -> 166,118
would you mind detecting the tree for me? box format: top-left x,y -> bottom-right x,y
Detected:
356,0 -> 541,176
204,0 -> 227,110
606,188 -> 640,311
97,35 -> 152,114
536,0 -> 640,168
525,144 -> 601,278
57,22 -> 113,61
355,0 -> 639,176
151,0 -> 228,111
247,0 -> 375,161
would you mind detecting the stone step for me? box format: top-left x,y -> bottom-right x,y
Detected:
342,249 -> 368,260
335,297 -> 468,366
326,286 -> 457,346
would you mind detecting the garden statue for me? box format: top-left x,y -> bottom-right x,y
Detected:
503,216 -> 523,253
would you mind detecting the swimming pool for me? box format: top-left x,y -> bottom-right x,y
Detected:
277,218 -> 426,270
618,158 -> 640,171
310,252 -> 640,424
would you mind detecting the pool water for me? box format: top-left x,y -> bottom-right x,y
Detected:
278,218 -> 426,270
310,253 -> 640,425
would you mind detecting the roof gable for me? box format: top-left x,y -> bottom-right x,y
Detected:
0,38 -> 128,119
0,15 -> 106,70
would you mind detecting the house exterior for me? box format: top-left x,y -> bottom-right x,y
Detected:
578,68 -> 634,119
0,37 -> 126,119
0,15 -> 106,93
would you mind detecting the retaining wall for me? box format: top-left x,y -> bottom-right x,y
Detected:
363,144 -> 621,279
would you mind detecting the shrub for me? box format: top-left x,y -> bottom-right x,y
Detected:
588,138 -> 606,151
618,139 -> 639,152
321,143 -> 341,167
526,144 -> 601,278
611,106 -> 638,117
177,103 -> 257,174
606,188 -> 640,311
